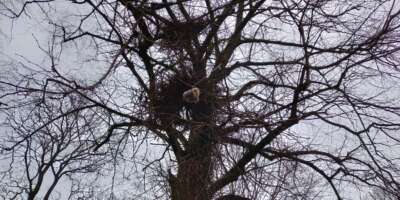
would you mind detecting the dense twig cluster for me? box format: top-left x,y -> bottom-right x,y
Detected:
152,71 -> 197,125
158,19 -> 208,50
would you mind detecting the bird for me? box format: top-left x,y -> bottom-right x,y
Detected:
182,87 -> 200,103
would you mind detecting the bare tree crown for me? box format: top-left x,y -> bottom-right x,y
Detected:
1,0 -> 400,199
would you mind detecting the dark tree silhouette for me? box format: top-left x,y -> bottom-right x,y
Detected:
1,0 -> 400,199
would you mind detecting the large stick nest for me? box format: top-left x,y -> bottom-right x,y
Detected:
158,19 -> 208,50
151,70 -> 221,126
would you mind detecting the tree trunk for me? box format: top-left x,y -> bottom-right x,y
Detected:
169,76 -> 216,200
170,98 -> 216,200
170,129 -> 214,200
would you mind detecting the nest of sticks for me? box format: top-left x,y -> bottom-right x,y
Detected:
151,69 -> 222,126
152,71 -> 197,125
158,19 -> 208,50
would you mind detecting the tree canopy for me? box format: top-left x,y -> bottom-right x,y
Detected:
1,0 -> 400,199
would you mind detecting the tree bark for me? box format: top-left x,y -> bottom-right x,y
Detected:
170,149 -> 213,200
170,99 -> 216,200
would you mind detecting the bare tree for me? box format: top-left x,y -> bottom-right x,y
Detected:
0,91 -> 113,199
1,0 -> 400,199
